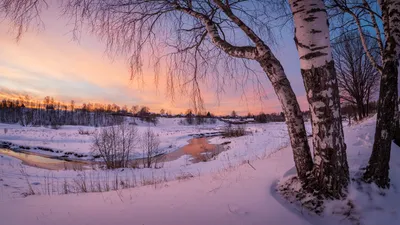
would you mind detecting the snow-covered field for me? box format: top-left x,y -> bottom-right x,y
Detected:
0,117 -> 226,159
0,116 -> 400,225
0,118 -> 307,199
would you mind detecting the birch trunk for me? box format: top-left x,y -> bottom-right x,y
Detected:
363,0 -> 400,188
289,0 -> 349,198
257,56 -> 313,182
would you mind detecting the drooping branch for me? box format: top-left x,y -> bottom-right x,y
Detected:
362,0 -> 384,62
0,0 -> 48,40
174,4 -> 259,59
331,0 -> 383,74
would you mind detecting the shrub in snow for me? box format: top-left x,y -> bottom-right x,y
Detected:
92,124 -> 139,169
222,124 -> 246,137
141,127 -> 164,168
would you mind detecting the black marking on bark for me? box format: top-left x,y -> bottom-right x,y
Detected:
310,29 -> 322,34
311,46 -> 328,51
304,16 -> 318,22
292,0 -> 300,7
294,38 -> 311,50
295,37 -> 328,52
292,8 -> 305,15
300,51 -> 328,60
306,8 -> 326,14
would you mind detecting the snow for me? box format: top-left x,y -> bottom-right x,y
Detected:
0,123 -> 310,225
322,116 -> 400,225
0,117 -> 226,159
0,116 -> 400,225
0,152 -> 310,225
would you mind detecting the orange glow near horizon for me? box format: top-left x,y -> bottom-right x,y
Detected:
0,8 -> 309,116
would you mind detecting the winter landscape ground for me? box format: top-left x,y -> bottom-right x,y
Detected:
0,116 -> 399,225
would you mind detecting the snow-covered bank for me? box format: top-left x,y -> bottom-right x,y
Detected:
0,117 -> 225,159
0,139 -> 311,225
0,119 -> 301,201
1,117 -> 400,225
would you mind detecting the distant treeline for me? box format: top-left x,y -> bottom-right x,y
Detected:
0,97 -> 158,127
1,96 -> 372,128
252,112 -> 285,123
179,110 -> 218,125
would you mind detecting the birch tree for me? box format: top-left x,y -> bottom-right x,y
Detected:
330,0 -> 400,188
363,0 -> 400,188
289,0 -> 349,198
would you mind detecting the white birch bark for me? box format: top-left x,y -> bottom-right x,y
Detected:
290,0 -> 332,70
289,0 -> 349,197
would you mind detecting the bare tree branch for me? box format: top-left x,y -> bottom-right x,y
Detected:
329,0 -> 384,74
0,0 -> 48,41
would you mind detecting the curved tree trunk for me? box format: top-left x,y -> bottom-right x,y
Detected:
363,56 -> 398,188
178,2 -> 314,185
258,56 -> 314,182
363,0 -> 400,189
289,0 -> 349,198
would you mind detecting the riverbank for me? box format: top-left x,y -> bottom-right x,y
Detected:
0,118 -> 226,161
0,137 -> 225,170
0,119 -> 298,201
0,148 -> 92,170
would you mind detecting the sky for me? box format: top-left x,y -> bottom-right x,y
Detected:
0,3 -> 309,116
